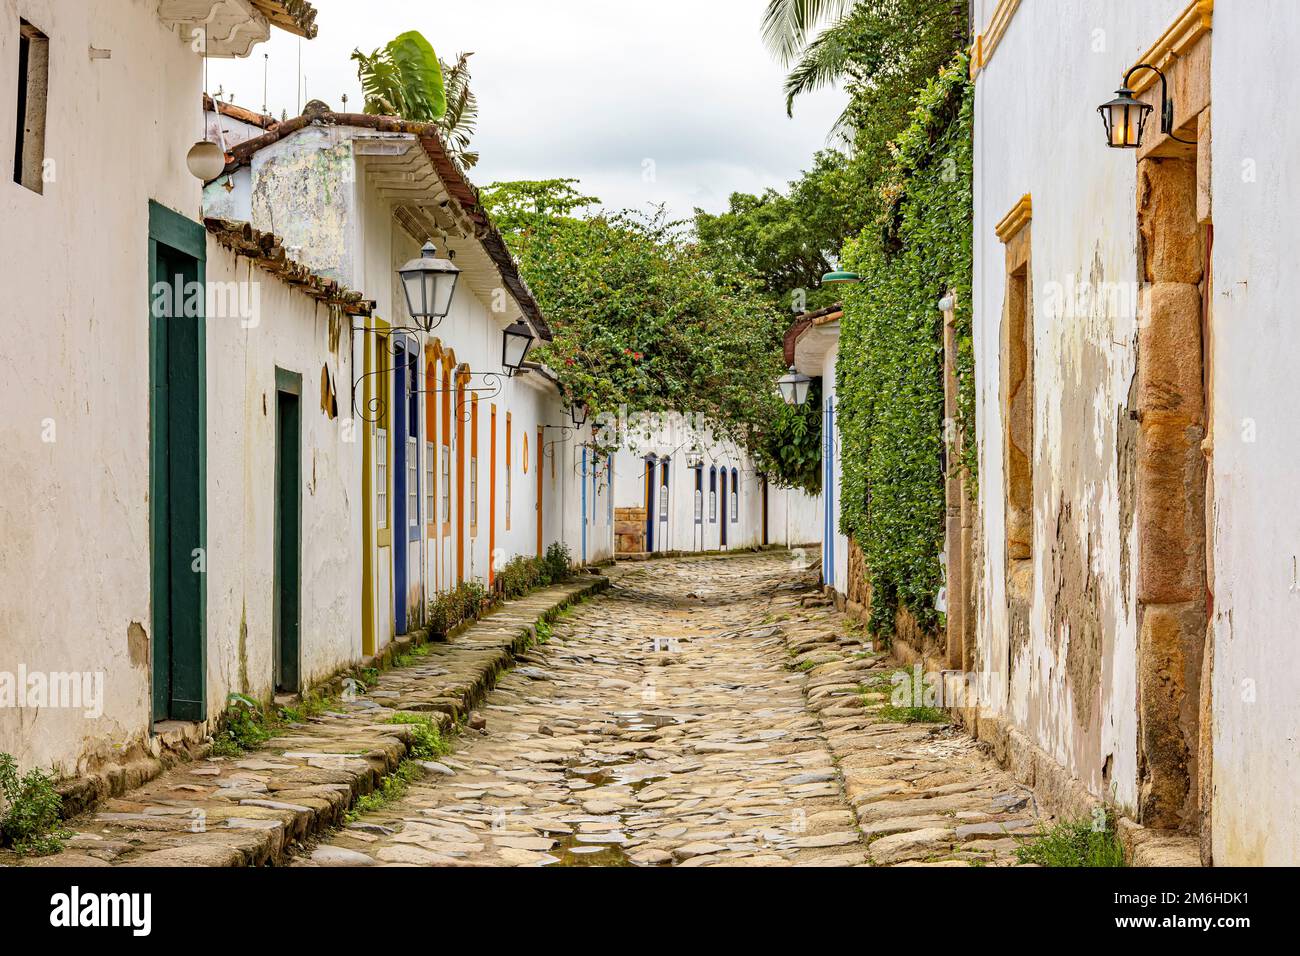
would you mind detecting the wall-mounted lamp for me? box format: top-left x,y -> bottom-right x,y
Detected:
1098,63 -> 1196,149
821,270 -> 861,285
501,319 -> 535,376
398,241 -> 461,331
777,365 -> 812,407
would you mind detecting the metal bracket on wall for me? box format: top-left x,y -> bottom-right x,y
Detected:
351,325 -> 505,423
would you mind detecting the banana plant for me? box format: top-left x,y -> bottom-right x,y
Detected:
352,30 -> 447,122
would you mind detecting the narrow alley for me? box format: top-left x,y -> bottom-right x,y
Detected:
300,552 -> 1041,868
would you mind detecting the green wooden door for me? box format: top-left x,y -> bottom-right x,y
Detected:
149,202 -> 207,723
274,372 -> 302,692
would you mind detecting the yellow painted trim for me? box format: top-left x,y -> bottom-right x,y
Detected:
361,325 -> 375,656
970,0 -> 1022,80
1128,0 -> 1213,94
995,194 -> 1033,243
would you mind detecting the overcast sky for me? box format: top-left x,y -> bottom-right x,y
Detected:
208,0 -> 847,221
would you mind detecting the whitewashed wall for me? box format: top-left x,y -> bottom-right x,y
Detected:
973,0 -> 1196,819
204,243 -> 361,704
1203,0 -> 1300,865
0,1 -> 209,773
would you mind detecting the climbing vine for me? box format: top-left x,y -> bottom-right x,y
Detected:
836,56 -> 974,638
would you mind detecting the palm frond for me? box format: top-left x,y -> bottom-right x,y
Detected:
783,22 -> 857,115
437,52 -> 479,169
761,0 -> 856,65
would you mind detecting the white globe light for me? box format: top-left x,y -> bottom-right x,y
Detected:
186,140 -> 226,182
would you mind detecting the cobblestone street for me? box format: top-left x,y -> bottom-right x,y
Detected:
300,552 -> 1042,868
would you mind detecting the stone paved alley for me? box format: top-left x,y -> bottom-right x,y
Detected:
299,552 -> 1042,868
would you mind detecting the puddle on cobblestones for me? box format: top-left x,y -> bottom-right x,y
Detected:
551,834 -> 632,866
614,712 -> 682,731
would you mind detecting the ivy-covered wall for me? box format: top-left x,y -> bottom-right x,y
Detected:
836,57 -> 974,638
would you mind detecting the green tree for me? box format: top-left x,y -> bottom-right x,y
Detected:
352,30 -> 446,122
762,0 -> 968,145
481,180 -> 793,472
694,149 -> 876,313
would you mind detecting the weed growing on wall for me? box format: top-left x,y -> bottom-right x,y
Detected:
836,56 -> 974,639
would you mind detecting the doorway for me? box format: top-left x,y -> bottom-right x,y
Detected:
148,202 -> 207,723
535,426 -> 544,556
274,371 -> 301,693
719,467 -> 728,549
643,457 -> 656,552
393,341 -> 410,633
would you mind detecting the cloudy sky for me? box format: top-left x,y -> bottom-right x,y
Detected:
209,0 -> 846,221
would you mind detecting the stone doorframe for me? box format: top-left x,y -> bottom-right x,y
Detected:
1128,4 -> 1214,860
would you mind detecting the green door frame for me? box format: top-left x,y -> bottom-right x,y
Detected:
274,368 -> 302,693
148,200 -> 208,723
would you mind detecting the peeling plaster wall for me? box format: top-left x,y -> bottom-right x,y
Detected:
971,0 -> 1191,814
0,0 -> 209,772
204,244 -> 360,705
248,126 -> 356,283
1204,0 -> 1300,865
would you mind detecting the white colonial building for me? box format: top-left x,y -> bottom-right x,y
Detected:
0,1 -> 330,783
205,100 -> 612,656
969,0 -> 1299,864
610,409 -> 820,556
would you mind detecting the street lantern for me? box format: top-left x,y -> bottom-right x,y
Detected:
686,450 -> 703,469
1098,63 -> 1195,150
398,241 -> 461,331
569,401 -> 589,428
777,366 -> 812,407
501,319 -> 535,375
1097,84 -> 1152,149
821,270 -> 861,285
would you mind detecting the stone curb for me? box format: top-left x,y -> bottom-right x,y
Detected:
19,575 -> 608,868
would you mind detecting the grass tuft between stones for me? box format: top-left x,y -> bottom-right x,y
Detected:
1014,812 -> 1126,867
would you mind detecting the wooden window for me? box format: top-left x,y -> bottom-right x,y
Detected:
440,363 -> 451,535
730,468 -> 739,522
13,20 -> 48,194
659,459 -> 669,517
376,431 -> 388,529
425,441 -> 435,524
694,466 -> 703,524
440,445 -> 451,523
425,358 -> 437,533
709,467 -> 717,522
